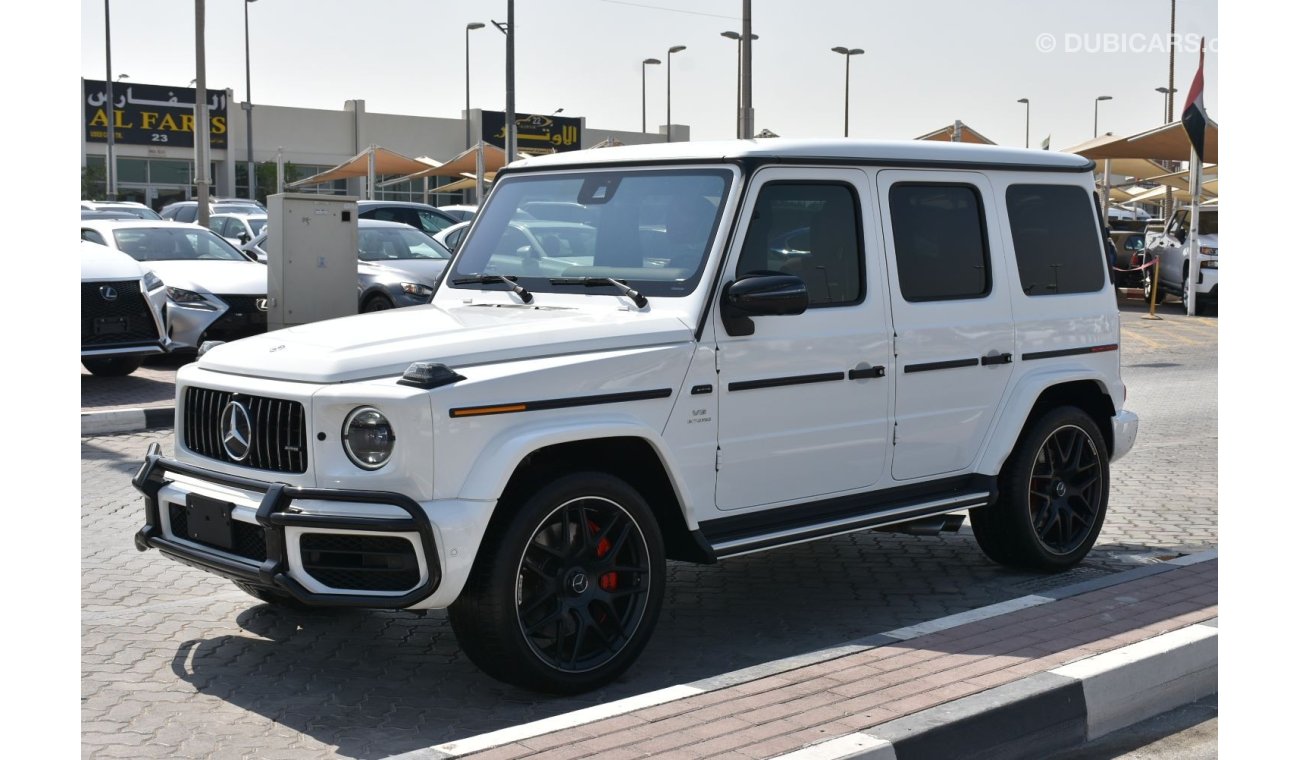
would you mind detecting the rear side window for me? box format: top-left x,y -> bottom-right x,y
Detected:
1006,184 -> 1105,296
888,184 -> 990,301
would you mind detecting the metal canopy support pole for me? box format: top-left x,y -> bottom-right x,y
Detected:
505,0 -> 516,161
476,141 -> 485,204
1101,158 -> 1112,228
243,0 -> 255,202
1186,146 -> 1201,316
275,146 -> 284,193
366,146 -> 376,201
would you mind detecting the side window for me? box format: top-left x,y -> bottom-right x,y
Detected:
1006,184 -> 1105,296
367,208 -> 401,223
81,229 -> 107,245
888,184 -> 990,302
417,210 -> 452,233
208,218 -> 227,235
178,206 -> 197,223
737,182 -> 863,306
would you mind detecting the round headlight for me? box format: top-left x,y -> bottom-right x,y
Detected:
342,407 -> 395,470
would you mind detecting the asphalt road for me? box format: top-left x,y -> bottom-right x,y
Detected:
81,300 -> 1218,759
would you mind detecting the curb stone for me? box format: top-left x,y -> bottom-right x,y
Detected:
81,407 -> 174,436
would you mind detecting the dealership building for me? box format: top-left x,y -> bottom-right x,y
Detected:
80,79 -> 682,209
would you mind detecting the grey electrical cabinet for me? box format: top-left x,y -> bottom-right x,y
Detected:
266,193 -> 359,331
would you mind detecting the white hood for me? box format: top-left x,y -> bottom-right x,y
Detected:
144,259 -> 267,296
81,241 -> 147,282
198,304 -> 694,383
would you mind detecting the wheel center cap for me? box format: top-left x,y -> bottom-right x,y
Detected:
568,570 -> 590,595
1054,481 -> 1067,497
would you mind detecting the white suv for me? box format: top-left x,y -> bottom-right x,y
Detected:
133,139 -> 1138,693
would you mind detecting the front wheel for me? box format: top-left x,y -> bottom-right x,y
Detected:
971,406 -> 1109,571
1143,273 -> 1164,304
448,472 -> 666,693
362,295 -> 395,312
82,355 -> 143,377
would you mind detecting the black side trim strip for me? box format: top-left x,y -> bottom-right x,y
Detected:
450,388 -> 673,418
903,358 -> 979,374
700,474 -> 995,548
728,372 -> 845,392
1022,344 -> 1119,361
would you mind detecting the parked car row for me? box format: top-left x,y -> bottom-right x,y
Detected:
81,203 -> 457,377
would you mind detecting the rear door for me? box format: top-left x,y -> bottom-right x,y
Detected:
876,171 -> 1015,481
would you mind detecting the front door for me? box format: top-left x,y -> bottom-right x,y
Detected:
875,171 -> 1015,481
714,167 -> 891,510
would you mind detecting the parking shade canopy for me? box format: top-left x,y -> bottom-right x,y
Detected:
379,143 -> 515,185
287,146 -> 437,188
1064,120 -> 1218,164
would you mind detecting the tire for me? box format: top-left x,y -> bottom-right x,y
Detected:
971,406 -> 1109,571
233,581 -> 316,611
362,295 -> 394,312
1182,272 -> 1209,316
82,355 -> 143,377
448,471 -> 666,694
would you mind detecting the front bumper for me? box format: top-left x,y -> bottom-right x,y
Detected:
132,442 -> 441,608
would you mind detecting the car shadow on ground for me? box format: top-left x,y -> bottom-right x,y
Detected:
165,533 -> 1204,759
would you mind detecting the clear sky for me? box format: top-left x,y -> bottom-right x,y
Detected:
79,0 -> 1217,150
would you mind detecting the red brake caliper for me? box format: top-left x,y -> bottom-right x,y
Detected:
588,519 -> 618,591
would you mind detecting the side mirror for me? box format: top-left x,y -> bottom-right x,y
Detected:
721,273 -> 809,336
238,231 -> 251,244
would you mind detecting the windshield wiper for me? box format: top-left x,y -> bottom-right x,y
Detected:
451,274 -> 533,304
549,277 -> 648,308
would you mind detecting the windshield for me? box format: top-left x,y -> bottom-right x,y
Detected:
359,227 -> 452,261
1198,210 -> 1217,235
449,167 -> 733,297
112,226 -> 250,262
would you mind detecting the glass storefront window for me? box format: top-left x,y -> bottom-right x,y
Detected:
151,160 -> 192,185
118,158 -> 147,183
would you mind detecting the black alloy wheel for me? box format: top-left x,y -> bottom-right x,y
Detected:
971,406 -> 1109,571
449,472 -> 666,693
514,495 -> 655,675
362,295 -> 394,312
1026,424 -> 1104,556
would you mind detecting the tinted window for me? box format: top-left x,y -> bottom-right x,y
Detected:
1006,184 -> 1105,296
416,209 -> 454,233
81,229 -> 108,245
358,227 -> 452,261
112,227 -> 250,262
737,182 -> 863,306
888,184 -> 990,302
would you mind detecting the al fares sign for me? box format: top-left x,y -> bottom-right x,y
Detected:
482,111 -> 582,155
83,80 -> 228,149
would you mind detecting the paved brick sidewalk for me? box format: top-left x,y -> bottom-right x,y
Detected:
443,559 -> 1216,760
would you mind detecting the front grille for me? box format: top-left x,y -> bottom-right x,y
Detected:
81,280 -> 160,347
205,294 -> 268,341
300,533 -> 420,591
183,387 -> 309,473
168,503 -> 268,562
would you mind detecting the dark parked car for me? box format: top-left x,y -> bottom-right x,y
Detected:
357,200 -> 458,236
243,219 -> 452,311
1109,230 -> 1148,290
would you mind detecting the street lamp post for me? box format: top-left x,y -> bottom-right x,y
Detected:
464,22 -> 484,150
1093,95 -> 1112,138
243,0 -> 257,202
666,45 -> 685,142
104,0 -> 117,200
723,32 -> 758,139
1017,97 -> 1030,148
831,47 -> 863,138
641,58 -> 660,133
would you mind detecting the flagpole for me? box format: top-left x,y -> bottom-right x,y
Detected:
1186,146 -> 1201,316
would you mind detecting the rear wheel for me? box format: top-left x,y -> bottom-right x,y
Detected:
448,472 -> 666,693
971,406 -> 1109,571
82,356 -> 143,377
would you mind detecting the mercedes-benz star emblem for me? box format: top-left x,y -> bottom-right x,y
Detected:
220,400 -> 253,462
99,286 -> 118,301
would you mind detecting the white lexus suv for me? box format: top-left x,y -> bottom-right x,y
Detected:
134,139 -> 1139,693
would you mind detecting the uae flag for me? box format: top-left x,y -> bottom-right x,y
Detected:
1182,39 -> 1208,162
